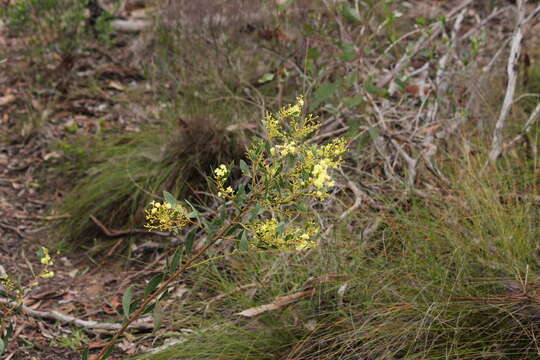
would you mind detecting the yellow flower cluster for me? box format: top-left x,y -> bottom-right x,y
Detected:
270,141 -> 298,157
214,164 -> 228,178
214,164 -> 234,199
145,200 -> 189,232
38,247 -> 54,279
0,275 -> 20,297
251,218 -> 318,250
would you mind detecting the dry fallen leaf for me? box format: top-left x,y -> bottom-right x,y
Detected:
0,94 -> 15,106
237,289 -> 314,318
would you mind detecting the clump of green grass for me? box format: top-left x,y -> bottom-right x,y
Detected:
137,153 -> 540,360
57,117 -> 244,247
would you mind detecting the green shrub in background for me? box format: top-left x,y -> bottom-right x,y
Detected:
3,0 -> 113,68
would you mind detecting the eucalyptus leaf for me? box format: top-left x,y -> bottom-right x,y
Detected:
239,230 -> 249,251
185,228 -> 197,255
144,274 -> 163,298
239,160 -> 250,177
122,286 -> 135,318
163,190 -> 176,207
152,300 -> 164,333
168,246 -> 184,274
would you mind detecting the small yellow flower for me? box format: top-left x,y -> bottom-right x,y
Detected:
214,164 -> 228,178
40,270 -> 55,279
39,247 -> 53,266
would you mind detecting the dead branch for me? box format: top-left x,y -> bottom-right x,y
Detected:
111,19 -> 151,33
0,297 -> 153,330
504,102 -> 540,152
488,0 -> 527,163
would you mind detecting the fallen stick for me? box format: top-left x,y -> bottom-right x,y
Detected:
0,297 -> 153,330
488,0 -> 527,163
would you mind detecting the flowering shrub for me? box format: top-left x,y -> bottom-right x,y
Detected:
94,96 -> 347,359
0,247 -> 55,355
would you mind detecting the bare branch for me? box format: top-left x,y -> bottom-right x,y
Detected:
488,0 -> 527,163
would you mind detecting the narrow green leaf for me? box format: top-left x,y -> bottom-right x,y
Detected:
239,160 -> 250,177
185,228 -> 197,255
163,191 -> 176,207
239,230 -> 249,251
81,348 -> 89,360
249,204 -> 266,221
101,347 -> 113,360
122,286 -> 135,318
152,300 -> 164,333
144,274 -> 163,298
184,200 -> 200,220
168,246 -> 184,274
0,338 -> 5,355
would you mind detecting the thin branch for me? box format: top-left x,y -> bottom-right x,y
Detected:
0,298 -> 153,330
488,0 -> 527,163
90,215 -> 168,237
504,102 -> 540,151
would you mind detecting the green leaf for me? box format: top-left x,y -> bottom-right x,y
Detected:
122,286 -> 135,318
234,183 -> 246,206
347,118 -> 361,137
184,200 -> 200,220
257,72 -> 274,84
344,71 -> 358,88
343,95 -> 364,108
341,2 -> 361,24
141,302 -> 156,316
307,47 -> 320,60
101,347 -> 113,360
152,300 -> 164,333
168,246 -> 184,274
163,191 -> 176,207
0,338 -> 5,355
337,42 -> 357,62
239,230 -> 249,251
144,274 -> 163,298
249,204 -> 266,221
239,160 -> 250,177
80,348 -> 89,360
364,78 -> 388,98
368,126 -> 380,141
185,228 -> 197,256
310,81 -> 339,111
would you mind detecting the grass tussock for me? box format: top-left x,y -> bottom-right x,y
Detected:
138,154 -> 540,360
58,117 -> 244,246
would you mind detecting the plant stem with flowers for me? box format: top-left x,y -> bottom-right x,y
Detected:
92,96 -> 347,359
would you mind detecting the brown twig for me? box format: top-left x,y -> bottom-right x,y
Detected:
89,215 -> 169,237
0,222 -> 24,238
